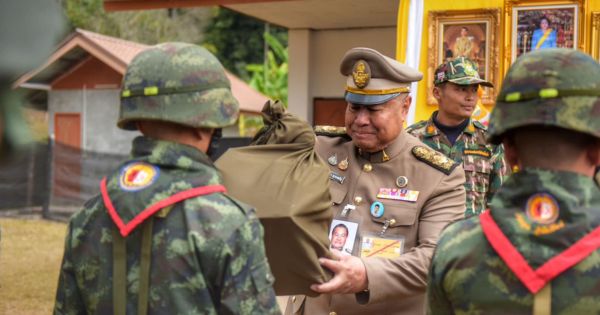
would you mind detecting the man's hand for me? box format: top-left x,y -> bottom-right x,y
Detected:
310,250 -> 368,294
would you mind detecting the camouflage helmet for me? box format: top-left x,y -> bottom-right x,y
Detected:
118,42 -> 239,130
488,48 -> 600,144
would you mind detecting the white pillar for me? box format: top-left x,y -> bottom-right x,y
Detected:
288,29 -> 312,123
405,0 -> 424,125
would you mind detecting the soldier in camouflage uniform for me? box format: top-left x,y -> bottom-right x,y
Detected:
407,57 -> 509,217
427,48 -> 600,314
54,43 -> 280,315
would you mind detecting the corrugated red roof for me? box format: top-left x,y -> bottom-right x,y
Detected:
76,29 -> 149,65
16,29 -> 267,114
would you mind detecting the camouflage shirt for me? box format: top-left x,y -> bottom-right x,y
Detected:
54,136 -> 279,315
428,168 -> 600,314
407,112 -> 509,217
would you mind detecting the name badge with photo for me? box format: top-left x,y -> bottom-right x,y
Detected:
359,235 -> 405,259
329,219 -> 359,256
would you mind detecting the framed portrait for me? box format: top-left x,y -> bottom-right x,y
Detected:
504,0 -> 587,69
591,12 -> 600,62
428,9 -> 500,105
329,219 -> 358,256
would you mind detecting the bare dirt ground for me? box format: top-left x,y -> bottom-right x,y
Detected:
0,218 -> 67,315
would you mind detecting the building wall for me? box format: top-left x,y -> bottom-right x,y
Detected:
288,27 -> 396,124
49,89 -> 139,155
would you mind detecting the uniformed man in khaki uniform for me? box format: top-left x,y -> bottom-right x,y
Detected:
285,48 -> 466,314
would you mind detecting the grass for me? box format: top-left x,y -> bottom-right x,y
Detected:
0,218 -> 67,315
0,218 -> 289,313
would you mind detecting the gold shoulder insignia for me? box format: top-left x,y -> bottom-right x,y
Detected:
314,125 -> 349,138
411,146 -> 459,175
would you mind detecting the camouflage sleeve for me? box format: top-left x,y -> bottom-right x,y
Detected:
426,245 -> 454,315
487,144 -> 510,205
218,217 -> 280,315
54,221 -> 85,315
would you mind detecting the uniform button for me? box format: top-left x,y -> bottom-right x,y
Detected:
354,196 -> 363,205
329,312 -> 337,315
363,163 -> 373,172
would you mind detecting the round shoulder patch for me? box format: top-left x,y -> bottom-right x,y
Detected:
526,193 -> 559,225
119,162 -> 160,191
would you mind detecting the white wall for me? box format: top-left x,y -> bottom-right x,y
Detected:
288,27 -> 397,124
49,89 -> 139,155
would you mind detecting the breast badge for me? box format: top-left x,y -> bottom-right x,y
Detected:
119,162 -> 160,191
377,187 -> 419,202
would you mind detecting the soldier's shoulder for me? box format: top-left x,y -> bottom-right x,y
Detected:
436,216 -> 484,254
314,125 -> 351,140
405,120 -> 428,134
69,194 -> 105,226
410,145 -> 460,176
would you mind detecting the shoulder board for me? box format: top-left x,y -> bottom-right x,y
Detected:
314,125 -> 350,139
473,120 -> 488,130
411,146 -> 459,175
405,120 -> 427,133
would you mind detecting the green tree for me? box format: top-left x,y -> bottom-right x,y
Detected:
63,0 -> 211,44
202,7 -> 287,80
239,33 -> 288,137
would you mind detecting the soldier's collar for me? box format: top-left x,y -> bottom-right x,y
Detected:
430,111 -> 475,136
463,119 -> 476,135
355,133 -> 406,163
424,116 -> 439,137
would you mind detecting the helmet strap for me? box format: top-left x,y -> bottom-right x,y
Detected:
206,128 -> 222,159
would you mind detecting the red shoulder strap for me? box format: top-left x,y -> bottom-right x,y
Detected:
101,177 -> 227,237
480,210 -> 600,294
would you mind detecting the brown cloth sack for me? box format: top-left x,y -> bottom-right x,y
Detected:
215,101 -> 332,296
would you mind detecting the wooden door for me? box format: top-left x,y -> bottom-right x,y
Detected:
313,98 -> 347,127
54,113 -> 81,148
53,113 -> 81,200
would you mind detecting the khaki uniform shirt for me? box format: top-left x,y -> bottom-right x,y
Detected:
286,131 -> 465,315
407,114 -> 509,217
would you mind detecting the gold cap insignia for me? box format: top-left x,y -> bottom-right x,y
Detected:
352,60 -> 371,89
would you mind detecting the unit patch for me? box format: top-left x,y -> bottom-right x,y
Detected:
526,193 -> 560,225
119,162 -> 159,191
411,146 -> 459,175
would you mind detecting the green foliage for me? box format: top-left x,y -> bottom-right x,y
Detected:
202,7 -> 287,80
239,33 -> 288,137
246,32 -> 288,105
63,0 -> 210,44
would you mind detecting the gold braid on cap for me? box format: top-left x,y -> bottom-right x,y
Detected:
346,86 -> 410,95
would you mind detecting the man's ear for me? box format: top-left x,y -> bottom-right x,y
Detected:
400,95 -> 412,118
432,86 -> 443,102
502,135 -> 520,172
194,127 -> 214,141
587,139 -> 600,167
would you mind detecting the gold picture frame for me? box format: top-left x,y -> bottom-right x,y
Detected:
591,12 -> 600,61
427,9 -> 501,105
504,0 -> 588,73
